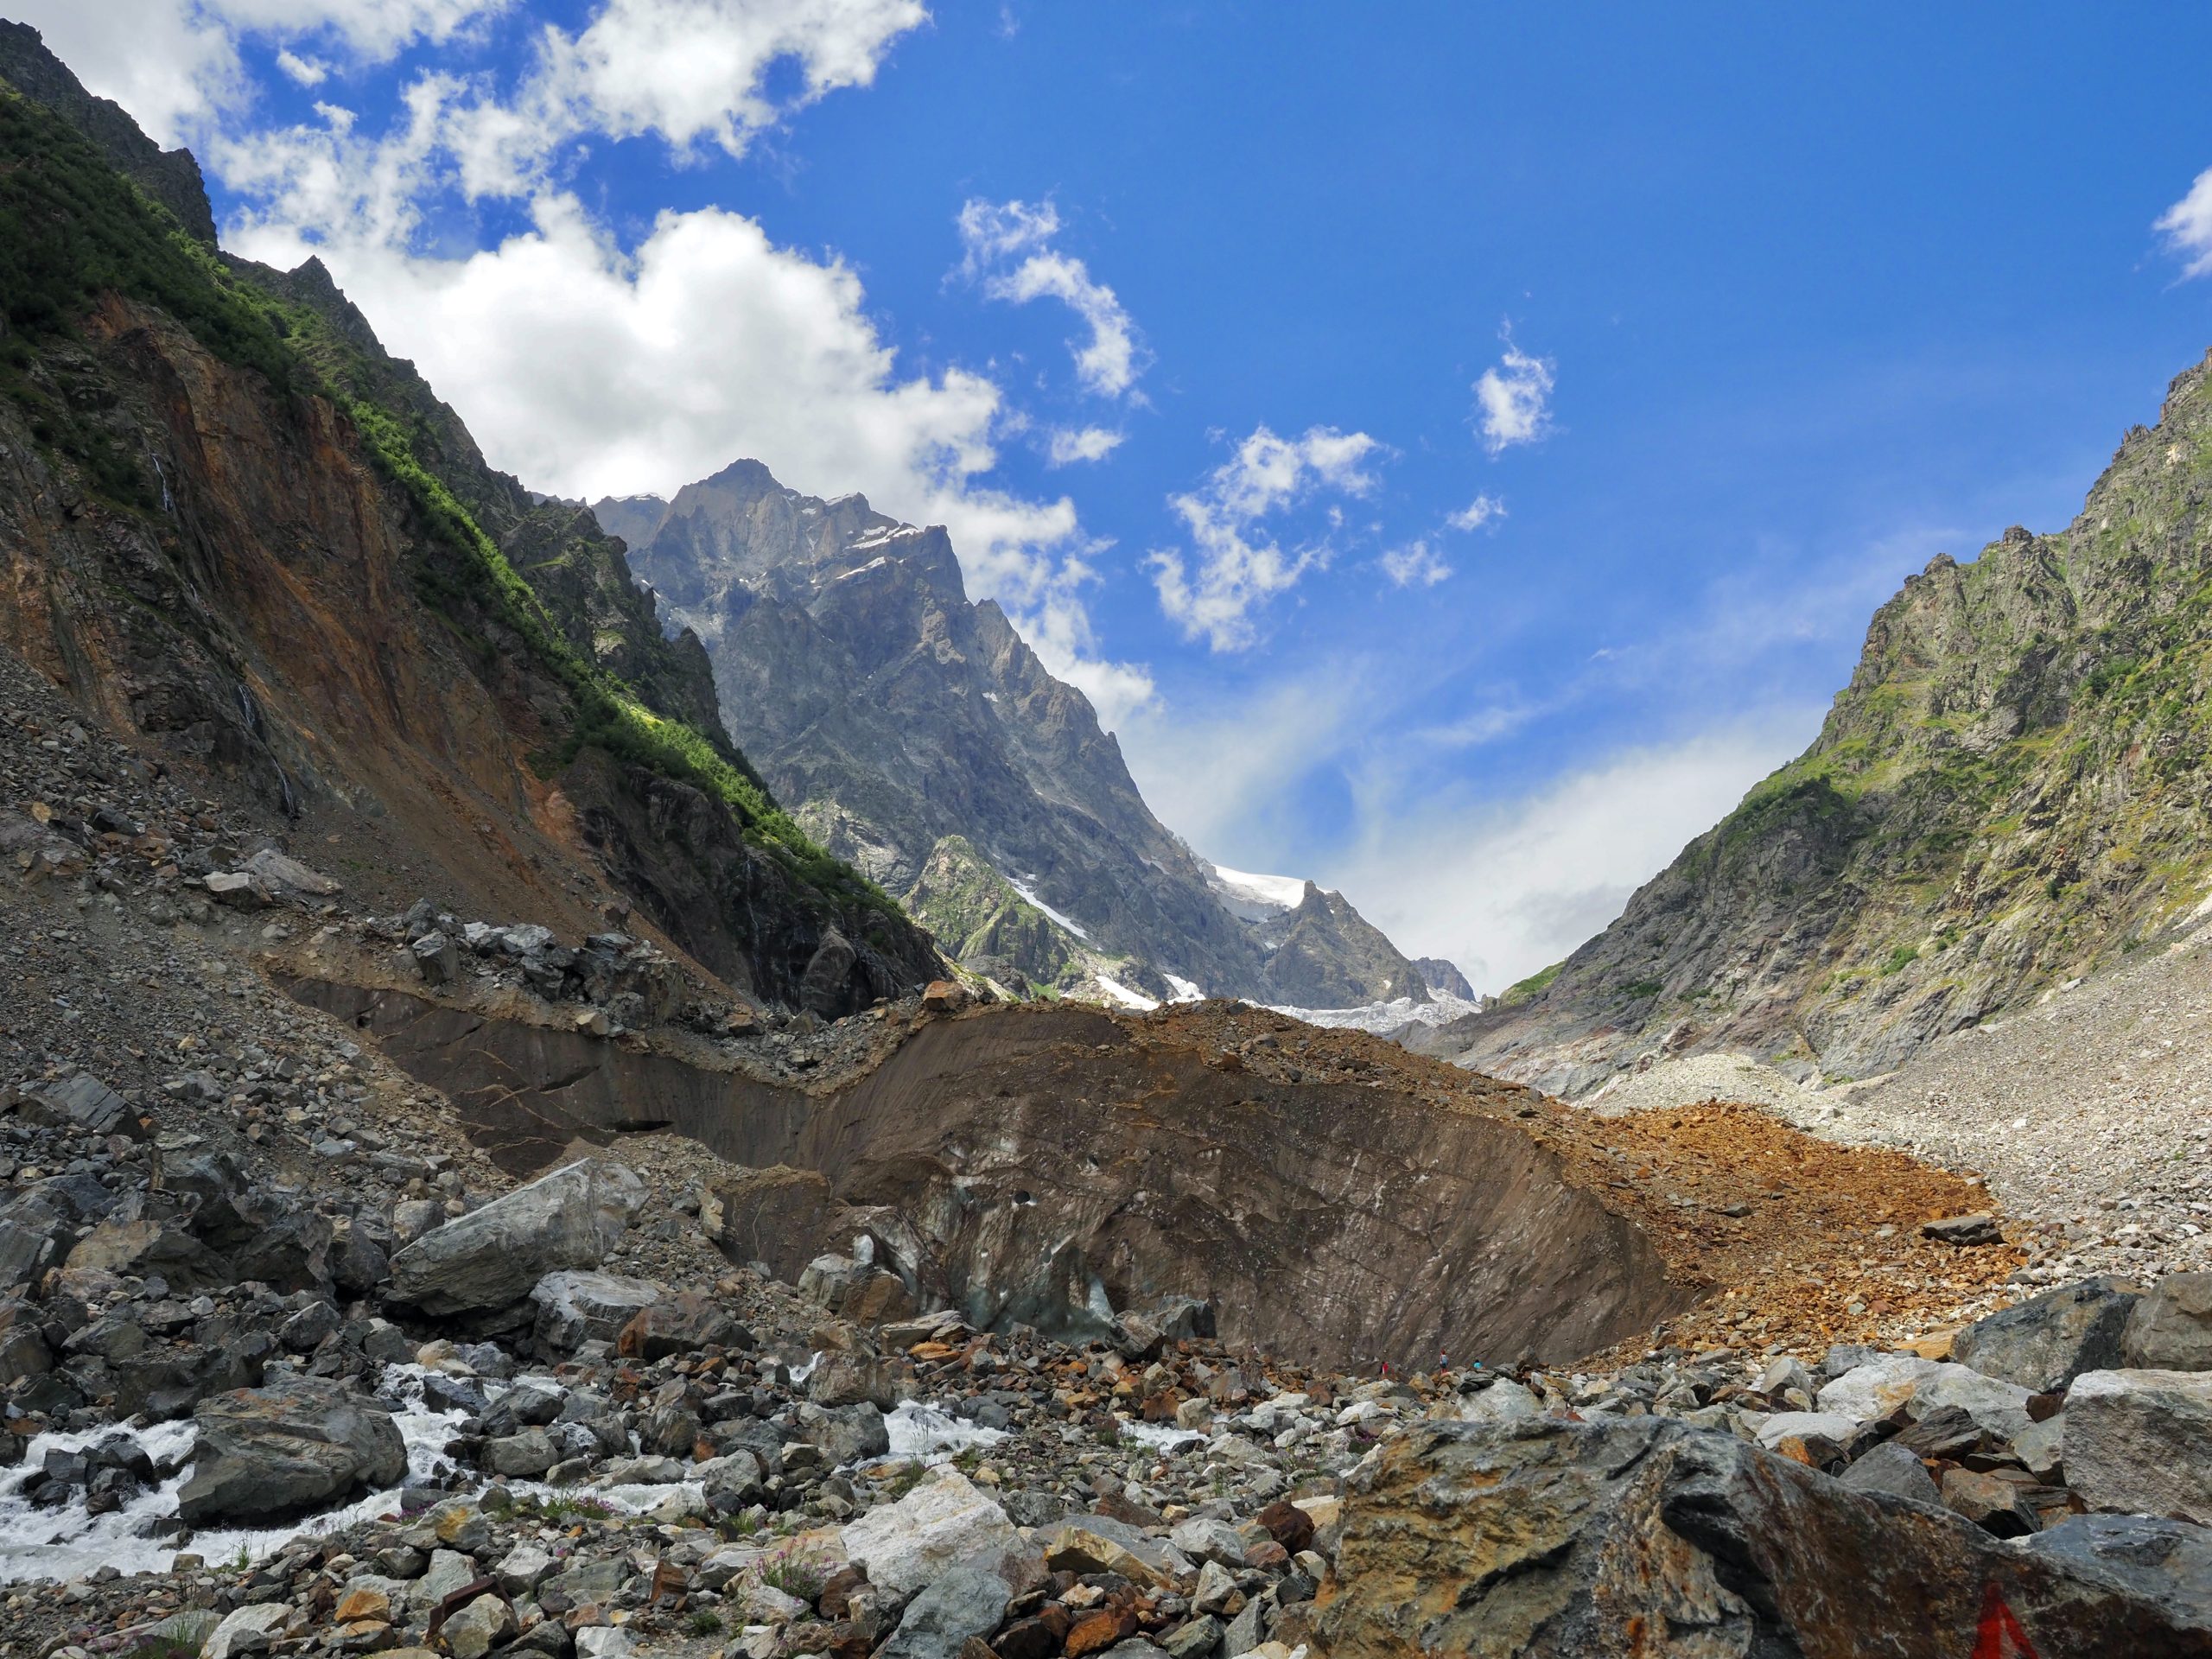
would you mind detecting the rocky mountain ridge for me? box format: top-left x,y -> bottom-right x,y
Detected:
594,466 -> 1433,1012
1417,347 -> 2212,1094
0,26 -> 940,1016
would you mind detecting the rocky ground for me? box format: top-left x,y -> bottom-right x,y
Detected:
0,641 -> 2209,1658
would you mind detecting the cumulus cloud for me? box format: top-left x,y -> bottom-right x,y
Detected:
1474,329 -> 1555,454
1046,426 -> 1124,466
1379,539 -> 1450,588
1147,425 -> 1381,651
2158,165 -> 2212,278
957,197 -> 1145,398
1447,492 -> 1505,531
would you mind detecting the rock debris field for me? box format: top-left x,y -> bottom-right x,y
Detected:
0,644 -> 2209,1656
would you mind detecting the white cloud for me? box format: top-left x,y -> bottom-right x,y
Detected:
9,0 -> 244,144
9,0 -> 512,144
1333,715 -> 1815,993
2158,165 -> 2212,278
1447,492 -> 1505,531
1046,426 -> 1124,466
1147,424 -> 1380,651
275,48 -> 328,86
1379,539 -> 1450,588
1474,330 -> 1554,454
957,197 -> 1145,398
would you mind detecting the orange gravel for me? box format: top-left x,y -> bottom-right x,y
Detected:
1133,1004 -> 2022,1362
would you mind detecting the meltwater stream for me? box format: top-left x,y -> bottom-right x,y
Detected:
0,1364 -> 1022,1585
0,1368 -> 468,1586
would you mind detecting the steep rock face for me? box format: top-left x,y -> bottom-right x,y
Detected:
1418,352 -> 2212,1092
0,40 -> 939,1008
283,986 -> 1685,1368
600,462 -> 1423,1006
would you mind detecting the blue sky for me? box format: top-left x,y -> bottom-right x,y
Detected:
31,1 -> 2212,988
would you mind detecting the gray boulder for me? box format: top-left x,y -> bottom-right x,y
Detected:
388,1159 -> 646,1314
179,1376 -> 407,1523
1838,1440 -> 1942,1506
1952,1276 -> 2137,1391
796,1400 -> 890,1466
2024,1516 -> 2212,1633
2063,1369 -> 2212,1524
798,928 -> 859,1017
530,1268 -> 661,1351
1315,1415 -> 2212,1656
877,1567 -> 1010,1659
2123,1273 -> 2212,1371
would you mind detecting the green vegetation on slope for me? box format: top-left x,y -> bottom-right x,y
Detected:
0,79 -> 897,924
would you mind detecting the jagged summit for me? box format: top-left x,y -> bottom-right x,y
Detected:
594,461 -> 1430,1009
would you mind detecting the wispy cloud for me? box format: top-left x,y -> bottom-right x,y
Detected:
1447,492 -> 1506,531
1379,538 -> 1450,588
1046,425 -> 1124,466
1475,327 -> 1555,454
2158,165 -> 2212,277
957,198 -> 1147,398
1147,424 -> 1382,650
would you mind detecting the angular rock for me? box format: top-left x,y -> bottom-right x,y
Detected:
1838,1440 -> 1941,1505
2024,1516 -> 2212,1633
799,928 -> 861,1017
442,1594 -> 516,1659
529,1268 -> 662,1351
179,1375 -> 408,1524
1816,1353 -> 1946,1421
64,1218 -> 230,1291
1314,1415 -> 2212,1657
2123,1273 -> 2212,1371
244,846 -> 343,896
1940,1467 -> 2041,1537
1039,1517 -> 1191,1588
1922,1212 -> 2003,1245
387,1159 -> 646,1315
32,1073 -> 134,1136
877,1567 -> 1011,1659
410,931 -> 461,986
839,1465 -> 1039,1596
1753,1409 -> 1860,1465
617,1291 -> 752,1360
2064,1368 -> 2212,1524
204,870 -> 274,909
1952,1276 -> 2137,1391
797,1401 -> 890,1466
203,1603 -> 292,1659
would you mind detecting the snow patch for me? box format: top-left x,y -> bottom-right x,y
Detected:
1008,880 -> 1091,941
1208,863 -> 1313,918
1164,975 -> 1204,1003
1094,975 -> 1158,1011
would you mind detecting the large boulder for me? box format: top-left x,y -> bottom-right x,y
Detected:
2123,1273 -> 2212,1370
2024,1516 -> 2212,1632
618,1291 -> 753,1360
178,1376 -> 407,1524
877,1567 -> 1012,1659
1312,1416 -> 2212,1657
64,1219 -> 230,1292
2063,1369 -> 2212,1524
388,1159 -> 646,1315
840,1465 -> 1042,1596
1951,1276 -> 2138,1392
798,928 -> 860,1017
530,1268 -> 662,1351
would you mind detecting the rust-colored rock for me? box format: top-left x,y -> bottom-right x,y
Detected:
1255,1497 -> 1315,1554
1063,1609 -> 1136,1657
